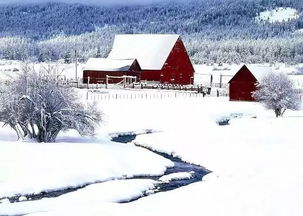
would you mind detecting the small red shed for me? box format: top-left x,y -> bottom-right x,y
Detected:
83,58 -> 141,84
228,64 -> 272,101
108,34 -> 195,85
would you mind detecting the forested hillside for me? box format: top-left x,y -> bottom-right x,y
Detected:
0,0 -> 303,64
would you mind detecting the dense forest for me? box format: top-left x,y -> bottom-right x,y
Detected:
0,0 -> 303,64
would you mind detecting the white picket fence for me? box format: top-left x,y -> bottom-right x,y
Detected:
84,91 -> 206,101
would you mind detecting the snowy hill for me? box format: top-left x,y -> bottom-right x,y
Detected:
256,7 -> 300,23
0,0 -> 302,40
0,0 -> 303,64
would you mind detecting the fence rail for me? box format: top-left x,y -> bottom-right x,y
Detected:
84,91 -> 207,101
58,77 -> 213,94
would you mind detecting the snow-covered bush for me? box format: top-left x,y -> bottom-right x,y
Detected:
252,72 -> 301,117
0,66 -> 102,142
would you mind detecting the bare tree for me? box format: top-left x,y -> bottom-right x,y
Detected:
0,65 -> 102,142
252,72 -> 301,117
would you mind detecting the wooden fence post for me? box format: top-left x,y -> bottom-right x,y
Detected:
210,75 -> 213,87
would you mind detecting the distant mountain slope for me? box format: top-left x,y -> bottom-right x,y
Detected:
0,0 -> 302,40
0,0 -> 303,64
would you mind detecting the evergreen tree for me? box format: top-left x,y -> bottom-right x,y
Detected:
64,51 -> 72,64
95,47 -> 102,58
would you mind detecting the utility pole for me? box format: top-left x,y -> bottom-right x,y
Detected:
75,50 -> 78,81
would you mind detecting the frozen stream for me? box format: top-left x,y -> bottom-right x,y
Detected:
3,134 -> 210,204
112,134 -> 210,200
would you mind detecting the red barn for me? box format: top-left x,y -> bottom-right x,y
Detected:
228,64 -> 272,101
83,58 -> 141,84
107,34 -> 195,85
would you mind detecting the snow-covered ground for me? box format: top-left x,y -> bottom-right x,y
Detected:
1,93 -> 303,216
1,59 -> 303,215
0,60 -> 85,83
0,119 -> 174,195
256,7 -> 300,23
194,63 -> 303,88
0,138 -> 172,197
1,179 -> 157,215
159,172 -> 193,183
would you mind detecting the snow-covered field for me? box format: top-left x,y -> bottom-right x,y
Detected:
1,92 -> 303,216
256,7 -> 300,23
194,63 -> 303,88
0,138 -> 172,198
1,59 -> 303,215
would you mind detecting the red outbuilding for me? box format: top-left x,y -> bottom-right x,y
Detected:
105,34 -> 194,85
83,58 -> 141,84
228,64 -> 272,101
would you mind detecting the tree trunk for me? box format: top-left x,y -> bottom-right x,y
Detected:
19,123 -> 33,139
30,122 -> 37,138
281,108 -> 287,116
37,126 -> 46,143
11,124 -> 21,140
275,108 -> 281,117
49,129 -> 61,142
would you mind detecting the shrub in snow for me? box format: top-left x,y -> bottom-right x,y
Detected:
0,66 -> 102,142
252,72 -> 301,117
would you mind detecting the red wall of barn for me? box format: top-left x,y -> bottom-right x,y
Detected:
140,70 -> 161,82
83,60 -> 141,84
141,38 -> 195,85
229,65 -> 258,101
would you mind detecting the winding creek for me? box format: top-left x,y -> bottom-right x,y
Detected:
112,134 -> 210,198
3,133 -> 210,204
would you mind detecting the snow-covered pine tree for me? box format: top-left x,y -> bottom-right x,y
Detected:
95,47 -> 102,58
64,51 -> 72,64
252,72 -> 301,117
0,65 -> 102,142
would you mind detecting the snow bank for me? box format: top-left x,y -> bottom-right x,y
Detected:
0,141 -> 172,197
0,179 -> 157,215
159,172 -> 193,183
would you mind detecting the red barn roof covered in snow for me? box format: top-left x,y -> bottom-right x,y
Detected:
83,58 -> 138,72
108,34 -> 180,70
107,34 -> 195,85
83,58 -> 141,84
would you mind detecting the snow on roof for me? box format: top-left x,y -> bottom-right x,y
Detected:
108,34 -> 180,70
228,64 -> 273,83
83,58 -> 136,72
245,64 -> 273,81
